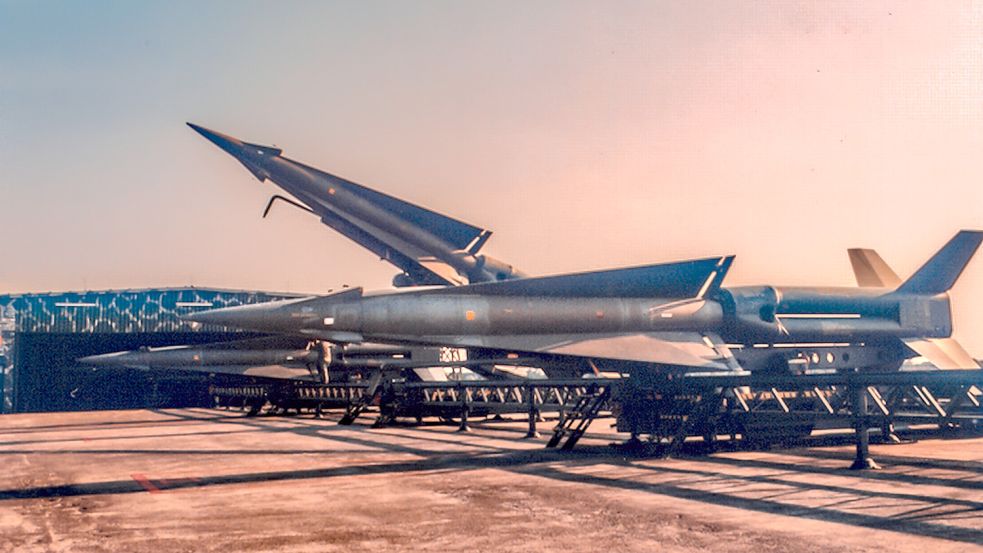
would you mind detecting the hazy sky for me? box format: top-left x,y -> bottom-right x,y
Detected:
2,2 -> 983,351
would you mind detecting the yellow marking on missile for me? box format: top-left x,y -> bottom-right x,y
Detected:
465,310 -> 476,321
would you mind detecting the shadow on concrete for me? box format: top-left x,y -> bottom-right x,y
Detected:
0,413 -> 231,435
0,448 -> 577,501
697,452 -> 983,491
3,408 -> 980,546
792,447 -> 983,475
513,462 -> 983,545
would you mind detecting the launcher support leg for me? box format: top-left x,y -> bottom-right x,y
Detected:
850,384 -> 880,470
457,406 -> 471,432
524,385 -> 541,439
456,383 -> 472,432
524,408 -> 541,439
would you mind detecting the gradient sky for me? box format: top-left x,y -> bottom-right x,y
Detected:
2,1 -> 982,352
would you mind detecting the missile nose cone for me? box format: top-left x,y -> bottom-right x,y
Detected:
186,122 -> 245,156
186,122 -> 279,182
180,306 -> 246,327
180,300 -> 301,332
186,121 -> 208,135
77,351 -> 127,366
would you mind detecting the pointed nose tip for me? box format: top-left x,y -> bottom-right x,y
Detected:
186,121 -> 219,140
186,122 -> 246,155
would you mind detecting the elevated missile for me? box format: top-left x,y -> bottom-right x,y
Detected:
187,123 -> 524,286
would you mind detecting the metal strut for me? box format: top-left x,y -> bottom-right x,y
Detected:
262,195 -> 315,218
849,381 -> 881,470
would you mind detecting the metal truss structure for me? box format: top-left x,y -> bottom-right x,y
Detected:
208,369 -> 983,469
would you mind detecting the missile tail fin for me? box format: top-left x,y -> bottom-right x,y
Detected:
895,230 -> 983,295
903,337 -> 980,369
848,248 -> 902,288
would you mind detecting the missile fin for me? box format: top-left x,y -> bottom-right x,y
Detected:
848,248 -> 901,288
903,337 -> 980,369
895,230 -> 983,295
417,256 -> 731,298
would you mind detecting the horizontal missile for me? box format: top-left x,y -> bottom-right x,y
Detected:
180,230 -> 983,372
79,346 -> 319,369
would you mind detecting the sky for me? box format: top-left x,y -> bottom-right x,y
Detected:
2,1 -> 983,352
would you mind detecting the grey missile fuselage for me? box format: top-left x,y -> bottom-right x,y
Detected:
190,286 -> 946,344
187,123 -> 524,286
81,346 -> 319,369
222,294 -> 723,337
78,339 -> 451,382
185,229 -> 982,373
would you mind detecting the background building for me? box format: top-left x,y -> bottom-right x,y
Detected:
0,288 -> 297,413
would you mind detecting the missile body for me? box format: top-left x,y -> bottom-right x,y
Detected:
181,261 -> 962,373
185,286 -> 943,344
80,346 -> 319,369
187,124 -> 522,285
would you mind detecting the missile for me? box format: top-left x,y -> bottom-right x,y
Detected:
78,338 -> 540,382
184,257 -> 737,370
184,231 -> 983,373
79,346 -> 320,370
187,123 -> 524,286
77,336 -> 328,380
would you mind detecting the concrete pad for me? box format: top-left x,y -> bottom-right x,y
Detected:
0,409 -> 980,552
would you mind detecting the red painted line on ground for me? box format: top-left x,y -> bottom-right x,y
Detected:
157,477 -> 201,487
130,473 -> 161,494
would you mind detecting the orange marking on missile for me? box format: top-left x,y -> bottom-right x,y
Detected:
328,188 -> 336,195
465,310 -> 475,321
